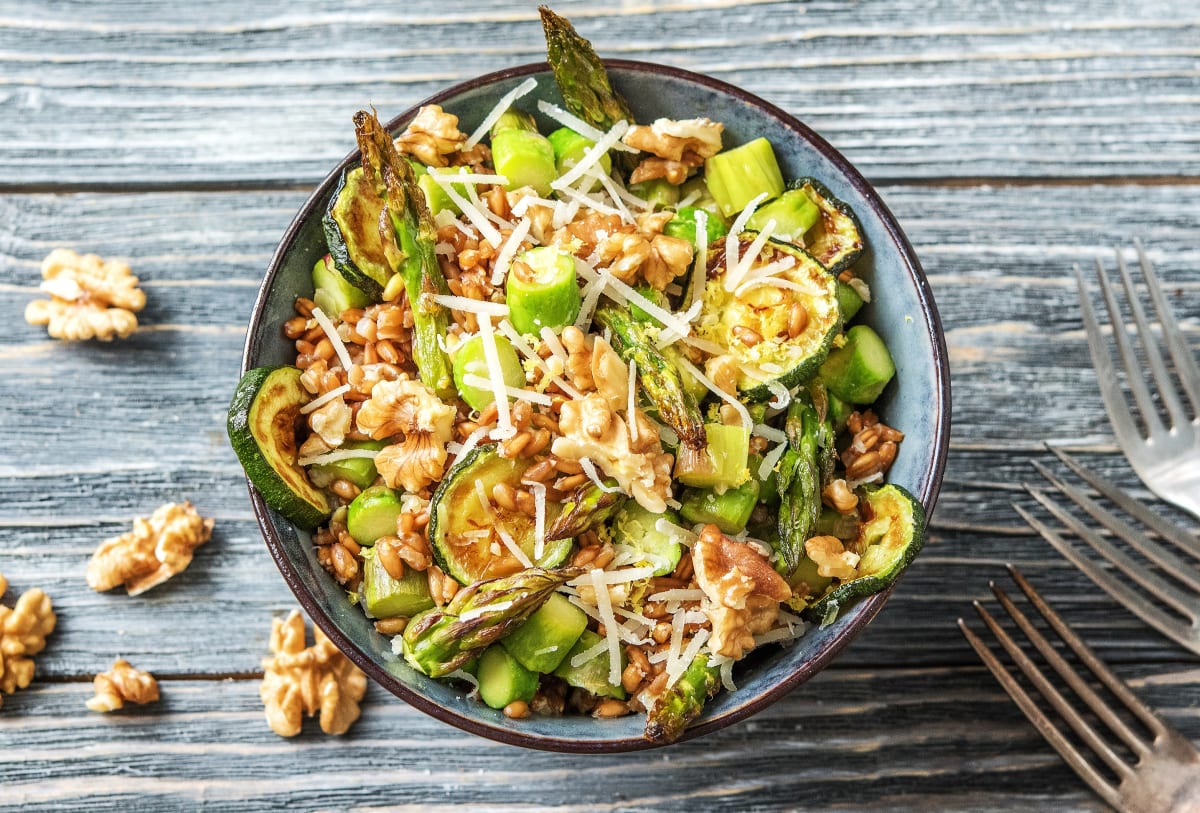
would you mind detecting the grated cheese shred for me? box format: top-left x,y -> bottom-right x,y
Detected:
463,76 -> 538,148
489,216 -> 532,286
309,307 -> 355,372
299,384 -> 350,415
590,568 -> 623,686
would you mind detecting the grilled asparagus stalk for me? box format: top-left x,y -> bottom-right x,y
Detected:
539,6 -> 637,173
644,652 -> 720,744
401,567 -> 579,678
775,391 -> 824,575
594,302 -> 706,452
354,109 -> 455,399
545,480 -> 626,542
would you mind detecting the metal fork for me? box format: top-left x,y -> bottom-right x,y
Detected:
1017,448 -> 1200,657
1076,241 -> 1200,519
960,565 -> 1200,812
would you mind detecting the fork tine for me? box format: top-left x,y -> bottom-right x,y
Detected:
1075,264 -> 1148,451
988,581 -> 1151,758
1048,447 -> 1200,562
1135,239 -> 1200,416
970,600 -> 1134,780
1006,565 -> 1166,737
958,618 -> 1124,809
1096,256 -> 1166,439
1027,465 -> 1200,607
1013,501 -> 1200,656
1116,248 -> 1190,432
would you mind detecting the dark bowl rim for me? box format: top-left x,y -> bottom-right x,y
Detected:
243,57 -> 951,753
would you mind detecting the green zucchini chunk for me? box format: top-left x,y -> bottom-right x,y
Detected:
611,501 -> 683,577
819,324 -> 896,405
789,178 -> 864,275
322,166 -> 396,300
554,629 -> 626,700
362,546 -> 435,618
428,445 -> 573,584
227,366 -> 332,529
803,483 -> 926,625
312,254 -> 371,319
346,485 -> 404,545
477,645 -> 539,710
695,233 -> 841,402
501,592 -> 588,673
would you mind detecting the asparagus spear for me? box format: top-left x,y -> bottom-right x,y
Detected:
538,6 -> 637,174
544,480 -> 626,542
401,567 -> 579,678
644,652 -> 720,744
593,302 -> 707,452
775,391 -> 822,575
353,109 -> 455,400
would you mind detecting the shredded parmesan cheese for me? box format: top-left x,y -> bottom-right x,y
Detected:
666,629 -> 710,689
459,599 -> 514,622
475,479 -> 495,520
688,210 -> 709,310
431,294 -> 509,317
590,568 -> 623,686
450,424 -> 491,467
430,174 -> 503,246
757,439 -> 789,482
626,360 -> 638,442
580,458 -> 623,493
529,481 -> 547,560
765,381 -> 791,409
476,314 -> 513,436
535,100 -> 637,151
570,636 -> 609,669
488,216 -> 532,287
461,373 -> 552,406
551,120 -> 631,191
309,307 -> 355,372
647,588 -> 705,603
724,192 -> 767,289
673,354 -> 752,430
598,269 -> 693,339
496,527 -> 534,569
463,76 -> 538,148
665,608 -> 685,678
751,424 -> 787,444
296,448 -> 381,467
496,320 -> 585,400
299,384 -> 351,415
725,217 -> 775,292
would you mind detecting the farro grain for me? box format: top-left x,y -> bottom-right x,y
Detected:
374,617 -> 408,636
732,325 -> 762,347
788,302 -> 809,338
554,473 -> 588,492
284,316 -> 310,339
491,482 -> 518,512
503,700 -> 531,719
331,479 -> 361,502
376,538 -> 405,580
294,297 -> 315,317
593,699 -> 630,718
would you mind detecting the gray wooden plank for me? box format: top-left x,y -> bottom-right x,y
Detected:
4,663 -> 1196,811
0,1 -> 1198,184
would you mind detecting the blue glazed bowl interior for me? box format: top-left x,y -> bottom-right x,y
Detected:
244,61 -> 949,752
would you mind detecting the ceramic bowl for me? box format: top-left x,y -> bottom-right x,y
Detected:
242,60 -> 950,752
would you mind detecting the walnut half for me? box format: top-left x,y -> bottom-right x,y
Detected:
693,525 -> 790,660
24,249 -> 146,341
260,611 -> 367,737
86,502 -> 214,596
0,572 -> 56,709
86,659 -> 160,712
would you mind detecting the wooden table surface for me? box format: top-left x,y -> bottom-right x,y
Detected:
2,1 -> 1198,810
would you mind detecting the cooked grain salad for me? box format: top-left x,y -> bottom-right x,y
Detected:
228,7 -> 924,744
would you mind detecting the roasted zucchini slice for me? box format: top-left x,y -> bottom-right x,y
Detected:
227,366 -> 332,529
802,483 -> 925,625
694,233 -> 841,402
790,178 -> 864,275
429,445 -> 573,584
322,166 -> 397,300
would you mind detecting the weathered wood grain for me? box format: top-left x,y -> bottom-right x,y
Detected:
2,663 -> 1196,812
0,1 -> 1198,185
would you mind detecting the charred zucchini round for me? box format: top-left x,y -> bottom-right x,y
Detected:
788,177 -> 864,276
322,166 -> 396,300
429,445 -> 572,584
227,366 -> 332,529
803,483 -> 925,625
695,234 -> 841,402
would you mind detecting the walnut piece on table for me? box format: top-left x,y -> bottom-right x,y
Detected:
0,571 -> 56,710
23,248 -> 146,341
86,502 -> 214,596
86,659 -> 160,712
260,610 -> 367,737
